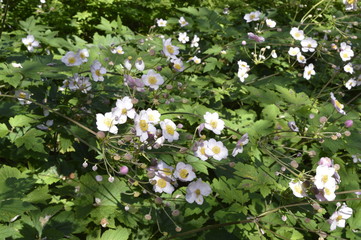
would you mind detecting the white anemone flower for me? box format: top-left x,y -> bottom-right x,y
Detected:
191,35 -> 200,48
330,92 -> 346,115
290,27 -> 305,41
314,165 -> 336,189
156,161 -> 175,180
232,133 -> 249,157
323,184 -> 336,201
173,58 -> 184,72
151,175 -> 174,194
157,18 -> 167,27
343,63 -> 354,74
22,35 -> 40,52
145,108 -> 161,124
178,32 -> 189,44
303,63 -> 316,80
185,178 -> 212,205
343,0 -> 358,11
297,53 -> 307,64
179,16 -> 189,27
289,180 -> 307,198
163,38 -> 180,58
340,46 -> 354,62
91,60 -> 107,82
62,51 -> 82,66
301,37 -> 318,52
160,119 -> 179,142
173,162 -> 196,182
111,96 -> 136,124
203,112 -> 225,135
205,138 -> 228,161
111,46 -> 124,55
134,110 -> 156,142
77,49 -> 89,63
135,58 -> 145,71
266,19 -> 276,28
345,78 -> 357,90
194,141 -> 209,161
141,69 -> 164,90
96,112 -> 118,134
189,56 -> 201,64
243,11 -> 262,23
288,47 -> 300,56
328,203 -> 353,231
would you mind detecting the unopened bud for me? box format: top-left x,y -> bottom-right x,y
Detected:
96,131 -> 106,139
290,160 -> 299,168
172,209 -> 180,216
144,214 -> 152,220
175,227 -> 182,232
119,166 -> 129,175
133,191 -> 140,197
155,197 -> 163,205
344,131 -> 351,136
344,120 -> 353,128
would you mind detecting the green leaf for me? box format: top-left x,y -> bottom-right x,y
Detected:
185,155 -> 215,175
0,123 -> 9,137
0,199 -> 36,222
9,114 -> 40,128
101,227 -> 130,240
14,128 -> 46,153
204,45 -> 223,55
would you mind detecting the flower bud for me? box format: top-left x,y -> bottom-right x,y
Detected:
344,120 -> 353,128
96,131 -> 106,139
154,197 -> 163,205
119,166 -> 129,175
172,209 -> 180,216
319,116 -> 327,123
144,214 -> 152,220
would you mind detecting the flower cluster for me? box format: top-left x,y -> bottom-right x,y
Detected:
328,203 -> 353,231
148,161 -> 212,205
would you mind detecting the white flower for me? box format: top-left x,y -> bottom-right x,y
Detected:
151,175 -> 174,194
244,11 -> 262,23
301,37 -> 318,52
343,0 -> 358,11
232,133 -> 249,157
15,90 -> 32,105
11,63 -> 23,68
156,161 -> 176,181
124,57 -> 132,70
178,32 -> 189,44
111,96 -> 136,124
160,119 -> 179,142
111,46 -> 124,55
179,16 -> 188,27
352,154 -> 361,163
345,78 -> 357,90
61,51 -> 82,66
314,165 -> 336,189
290,27 -> 305,40
77,49 -> 89,63
191,35 -> 200,48
266,19 -> 276,28
340,43 -> 354,61
271,50 -> 277,58
288,47 -> 300,56
91,60 -> 107,82
323,184 -> 336,201
238,69 -> 249,82
188,56 -> 201,64
289,180 -> 307,198
134,110 -> 156,142
185,178 -> 212,205
141,69 -> 164,90
203,112 -> 225,135
205,138 -> 228,161
69,74 -> 92,93
296,53 -> 307,64
238,60 -> 250,71
22,35 -> 39,52
330,92 -> 346,115
145,108 -> 161,124
303,63 -> 315,80
173,162 -> 196,182
344,63 -> 354,74
163,38 -> 179,58
328,203 -> 353,231
194,141 -> 209,161
173,58 -> 184,72
135,58 -> 145,71
96,112 -> 118,134
157,18 -> 167,27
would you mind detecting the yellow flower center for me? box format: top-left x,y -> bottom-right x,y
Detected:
295,32 -> 301,38
335,100 -> 344,110
174,64 -> 182,70
336,215 -> 343,221
139,120 -> 148,131
95,69 -> 102,77
157,178 -> 167,188
195,189 -> 201,195
347,0 -> 355,3
179,169 -> 189,179
121,108 -> 127,115
80,53 -> 86,59
212,146 -> 221,154
148,114 -> 155,122
250,14 -> 255,20
166,124 -> 175,135
163,168 -> 172,176
210,120 -> 218,129
342,52 -> 349,59
166,45 -> 174,54
18,92 -> 27,98
321,175 -> 328,184
200,147 -> 206,155
103,118 -> 113,128
117,49 -> 124,54
324,187 -> 331,195
294,184 -> 303,194
148,76 -> 157,85
68,57 -> 76,64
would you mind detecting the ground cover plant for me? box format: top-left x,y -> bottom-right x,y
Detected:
0,0 -> 360,239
